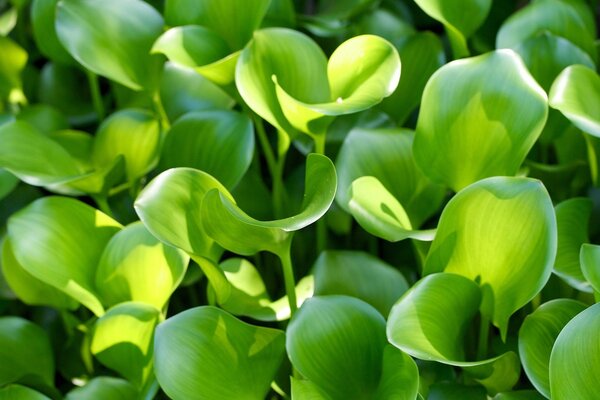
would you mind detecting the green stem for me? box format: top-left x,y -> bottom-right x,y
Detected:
252,113 -> 278,182
313,134 -> 326,155
273,151 -> 287,218
279,245 -> 298,316
313,134 -> 328,253
93,195 -> 115,218
446,26 -> 470,60
152,91 -> 170,132
86,70 -> 105,120
476,314 -> 490,360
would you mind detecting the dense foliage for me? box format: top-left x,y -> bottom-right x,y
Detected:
0,0 -> 599,399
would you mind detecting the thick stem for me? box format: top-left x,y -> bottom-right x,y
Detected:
252,113 -> 278,180
279,244 -> 298,316
86,70 -> 105,121
476,314 -> 490,360
313,134 -> 326,155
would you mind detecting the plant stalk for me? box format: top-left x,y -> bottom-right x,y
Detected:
279,246 -> 298,316
152,91 -> 170,132
476,314 -> 490,360
313,134 -> 328,253
86,70 -> 105,121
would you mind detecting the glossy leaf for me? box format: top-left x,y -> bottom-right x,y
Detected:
201,153 -> 336,256
95,222 -> 189,310
580,244 -> 600,294
549,65 -> 600,137
413,50 -> 548,191
554,198 -> 592,291
550,302 -> 600,399
0,317 -> 54,387
424,177 -> 557,337
1,238 -> 78,310
336,128 -> 445,229
65,377 -> 138,400
31,0 -> 73,64
92,109 -> 160,183
56,0 -> 164,90
0,385 -> 50,400
519,299 -> 586,398
91,302 -> 160,387
313,250 -> 409,316
154,306 -> 285,400
135,168 -> 233,261
7,197 -> 122,316
160,110 -> 254,189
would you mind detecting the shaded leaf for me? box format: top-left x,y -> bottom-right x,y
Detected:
580,243 -> 600,295
65,377 -> 138,400
31,0 -> 73,64
0,385 -> 50,400
0,169 -> 18,200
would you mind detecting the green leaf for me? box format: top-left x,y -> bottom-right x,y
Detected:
413,50 -> 548,191
413,0 -> 492,57
134,168 -> 233,260
154,306 -> 285,400
336,128 -> 445,229
0,169 -> 18,200
160,62 -> 234,122
91,302 -> 160,388
313,250 -> 409,316
56,0 -> 164,90
549,65 -> 600,137
424,177 -> 557,338
95,222 -> 189,310
580,244 -> 600,295
0,385 -> 51,400
550,302 -> 600,399
16,104 -> 69,134
0,36 -> 27,102
92,109 -> 160,183
291,377 -> 330,400
201,153 -> 336,256
31,0 -> 73,64
496,0 -> 597,64
518,299 -> 586,398
65,377 -> 138,400
428,383 -> 487,400
494,391 -> 546,400
0,317 -> 54,387
1,238 -> 78,310
554,198 -> 592,291
374,345 -> 420,400
160,110 -> 254,189
7,196 -> 122,316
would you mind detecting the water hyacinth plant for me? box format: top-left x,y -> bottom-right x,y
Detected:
0,0 -> 599,399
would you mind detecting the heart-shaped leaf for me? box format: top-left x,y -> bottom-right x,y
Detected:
519,299 -> 586,398
134,168 -> 233,261
413,0 -> 492,57
424,177 -> 557,337
31,0 -> 73,64
313,250 -> 408,316
91,302 -> 160,388
549,65 -> 600,137
160,110 -> 254,189
1,238 -> 78,310
0,385 -> 51,400
0,317 -> 54,387
7,196 -> 122,316
413,50 -> 548,191
201,153 -> 336,256
95,222 -> 189,310
580,244 -> 600,296
554,198 -> 593,291
65,377 -> 138,400
336,128 -> 445,229
92,109 -> 160,184
550,302 -> 600,399
287,295 -> 418,399
154,306 -> 285,400
56,0 -> 164,90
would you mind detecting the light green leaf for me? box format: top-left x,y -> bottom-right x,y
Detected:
160,62 -> 234,122
2,238 -> 78,310
0,7 -> 17,36
413,0 -> 492,57
154,306 -> 285,400
134,168 -> 233,261
549,65 -> 600,137
92,109 -> 160,183
0,169 -> 18,200
518,299 -> 586,398
56,0 -> 164,90
0,317 -> 54,387
95,222 -> 189,310
0,385 -> 51,400
65,377 -> 138,400
554,198 -> 592,291
413,50 -> 548,191
424,177 -> 557,337
313,250 -> 409,316
201,153 -> 336,256
31,0 -> 73,64
7,196 -> 122,316
550,302 -> 600,399
291,377 -> 330,400
0,36 -> 27,102
336,128 -> 445,229
580,244 -> 600,295
160,110 -> 254,189
91,302 -> 160,388
374,345 -> 420,400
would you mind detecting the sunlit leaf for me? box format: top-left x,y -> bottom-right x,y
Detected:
413,50 -> 548,191
0,36 -> 27,102
65,377 -> 138,400
7,196 -> 122,316
424,177 -> 557,337
154,306 -> 285,400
